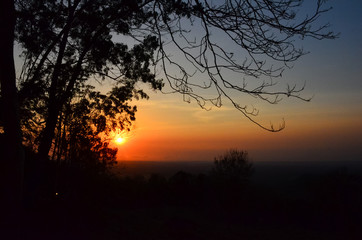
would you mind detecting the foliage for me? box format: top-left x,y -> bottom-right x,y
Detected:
49,83 -> 149,170
13,0 -> 336,166
15,0 -> 163,162
211,149 -> 253,183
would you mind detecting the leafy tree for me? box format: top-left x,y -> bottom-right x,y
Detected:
14,0 -> 336,161
49,84 -> 143,171
16,0 -> 162,161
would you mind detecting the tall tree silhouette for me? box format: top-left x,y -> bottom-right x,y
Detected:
15,0 -> 335,160
16,0 -> 162,161
0,0 -> 24,230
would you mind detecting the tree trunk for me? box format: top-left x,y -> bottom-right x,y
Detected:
0,0 -> 25,236
37,101 -> 62,161
37,21 -> 71,162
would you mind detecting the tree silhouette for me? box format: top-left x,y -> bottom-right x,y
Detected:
0,0 -> 24,233
14,0 -> 336,160
49,84 -> 142,171
16,0 -> 162,161
212,149 -> 253,183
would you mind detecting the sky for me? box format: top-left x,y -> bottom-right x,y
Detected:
15,1 -> 362,163
112,1 -> 362,162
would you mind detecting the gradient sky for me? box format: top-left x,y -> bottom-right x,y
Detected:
15,1 -> 362,163
113,1 -> 362,162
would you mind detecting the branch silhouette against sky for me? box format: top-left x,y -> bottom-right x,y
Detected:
13,0 -> 337,162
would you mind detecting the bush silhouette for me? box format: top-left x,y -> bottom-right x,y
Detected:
211,149 -> 253,184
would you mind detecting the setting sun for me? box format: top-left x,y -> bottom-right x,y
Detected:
115,137 -> 125,144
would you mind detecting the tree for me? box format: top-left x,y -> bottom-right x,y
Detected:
15,0 -> 336,160
0,0 -> 24,233
48,84 -> 142,171
211,149 -> 253,183
16,0 -> 162,161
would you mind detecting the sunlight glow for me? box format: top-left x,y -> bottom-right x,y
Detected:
115,137 -> 125,145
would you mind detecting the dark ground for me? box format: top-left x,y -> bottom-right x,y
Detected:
3,160 -> 362,240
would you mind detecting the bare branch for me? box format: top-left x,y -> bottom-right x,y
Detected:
149,0 -> 336,131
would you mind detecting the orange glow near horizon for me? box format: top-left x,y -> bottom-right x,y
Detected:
113,91 -> 362,163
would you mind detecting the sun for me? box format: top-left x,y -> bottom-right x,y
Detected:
115,136 -> 125,145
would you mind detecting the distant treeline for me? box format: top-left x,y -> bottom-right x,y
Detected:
17,149 -> 362,240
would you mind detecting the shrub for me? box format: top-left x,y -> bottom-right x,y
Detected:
211,149 -> 253,183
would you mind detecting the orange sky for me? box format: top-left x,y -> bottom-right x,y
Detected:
111,87 -> 362,162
